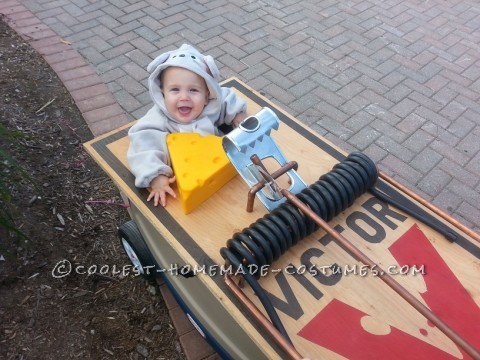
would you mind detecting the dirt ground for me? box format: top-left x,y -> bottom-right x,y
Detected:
0,16 -> 185,360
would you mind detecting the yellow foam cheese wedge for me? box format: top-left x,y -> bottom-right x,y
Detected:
166,133 -> 237,214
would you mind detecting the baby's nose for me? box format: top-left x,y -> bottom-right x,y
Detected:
179,90 -> 190,99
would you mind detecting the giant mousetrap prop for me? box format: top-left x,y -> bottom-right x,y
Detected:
84,78 -> 479,360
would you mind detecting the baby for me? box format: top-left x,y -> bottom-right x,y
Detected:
127,44 -> 247,207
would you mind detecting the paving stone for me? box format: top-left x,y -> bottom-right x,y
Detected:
447,179 -> 480,208
324,132 -> 357,153
118,9 -> 146,24
116,74 -> 147,95
74,92 -> 116,113
96,14 -> 121,29
314,86 -> 346,108
379,154 -> 423,185
14,22 -> 50,35
63,73 -> 103,91
86,35 -> 112,52
263,83 -> 296,105
344,111 -> 375,132
100,67 -> 127,84
8,15 -> 41,27
168,307 -> 194,337
402,129 -> 435,153
57,65 -> 96,82
456,201 -> 480,226
430,138 -> 470,167
239,63 -> 270,82
316,100 -> 349,123
379,71 -> 405,88
179,330 -> 215,360
0,1 -> 24,13
3,10 -> 32,22
55,12 -> 79,28
390,97 -> 419,118
465,153 -> 480,178
396,113 -> 426,135
82,0 -> 109,13
316,115 -> 354,139
77,9 -> 105,24
348,126 -> 381,150
410,147 -> 443,173
50,56 -> 86,72
113,89 -> 143,114
121,61 -> 148,82
363,143 -> 389,162
82,103 -> 125,124
457,130 -> 480,159
127,36 -> 156,55
28,34 -> 62,50
383,83 -> 412,103
456,94 -> 480,117
102,43 -> 135,59
440,100 -> 468,122
239,50 -> 268,68
159,12 -> 187,29
135,91 -> 153,106
289,78 -> 319,98
37,42 -> 70,55
289,92 -> 321,114
217,53 -> 248,73
438,157 -> 479,189
63,3 -> 86,18
336,81 -> 364,100
78,46 -> 107,65
447,116 -> 475,138
376,135 -> 415,162
432,188 -> 463,214
264,69 -> 294,89
70,83 -> 110,101
96,56 -> 131,73
371,118 -> 409,143
131,104 -> 152,121
416,106 -> 451,129
361,90 -> 395,114
89,114 -> 131,137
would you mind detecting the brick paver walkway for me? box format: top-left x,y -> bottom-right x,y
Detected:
2,0 -> 480,358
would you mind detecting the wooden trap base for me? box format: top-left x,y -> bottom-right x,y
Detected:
84,78 -> 479,360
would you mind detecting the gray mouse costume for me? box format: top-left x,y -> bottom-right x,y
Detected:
127,44 -> 246,188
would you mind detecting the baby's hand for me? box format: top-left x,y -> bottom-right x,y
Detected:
232,112 -> 248,128
147,175 -> 177,207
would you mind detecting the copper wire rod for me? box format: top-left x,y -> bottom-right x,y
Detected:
247,160 -> 298,212
224,273 -> 304,360
378,171 -> 480,243
281,189 -> 480,360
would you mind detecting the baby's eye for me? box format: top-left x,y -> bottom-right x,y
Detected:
170,87 -> 180,92
190,88 -> 199,92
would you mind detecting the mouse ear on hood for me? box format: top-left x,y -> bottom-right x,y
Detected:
147,50 -> 172,73
203,55 -> 220,81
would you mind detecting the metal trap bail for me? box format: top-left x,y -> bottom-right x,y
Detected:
222,107 -> 307,212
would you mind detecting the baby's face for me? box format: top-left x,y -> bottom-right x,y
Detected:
161,67 -> 209,123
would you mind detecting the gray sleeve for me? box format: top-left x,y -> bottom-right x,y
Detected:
217,87 -> 247,126
127,108 -> 174,188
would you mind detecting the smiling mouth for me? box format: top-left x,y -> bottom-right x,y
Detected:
178,106 -> 192,115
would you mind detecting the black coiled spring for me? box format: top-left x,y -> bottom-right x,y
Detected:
220,152 -> 378,278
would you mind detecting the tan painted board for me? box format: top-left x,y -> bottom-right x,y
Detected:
84,78 -> 479,360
